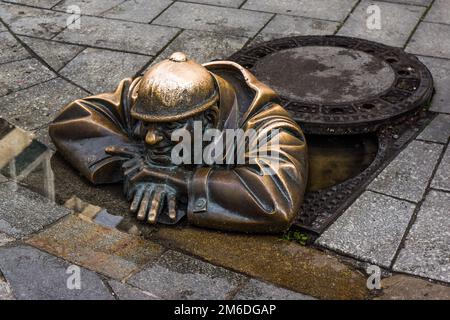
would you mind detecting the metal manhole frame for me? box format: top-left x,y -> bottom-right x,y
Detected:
228,35 -> 434,135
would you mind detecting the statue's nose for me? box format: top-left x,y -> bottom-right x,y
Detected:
145,126 -> 163,145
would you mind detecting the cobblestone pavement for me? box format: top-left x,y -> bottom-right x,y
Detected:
0,0 -> 449,299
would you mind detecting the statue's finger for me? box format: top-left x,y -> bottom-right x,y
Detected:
136,187 -> 152,220
130,185 -> 145,212
168,194 -> 177,221
105,146 -> 137,158
147,190 -> 166,224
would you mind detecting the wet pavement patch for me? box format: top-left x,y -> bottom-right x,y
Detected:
154,226 -> 369,300
27,215 -> 164,280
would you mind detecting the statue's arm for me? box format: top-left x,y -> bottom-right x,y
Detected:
187,105 -> 308,233
49,78 -> 142,184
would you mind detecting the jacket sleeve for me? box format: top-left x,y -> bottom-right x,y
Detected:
49,78 -> 141,184
187,104 -> 308,233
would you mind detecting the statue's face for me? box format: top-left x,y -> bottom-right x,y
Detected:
141,106 -> 219,166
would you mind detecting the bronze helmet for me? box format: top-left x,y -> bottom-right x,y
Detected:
131,52 -> 219,122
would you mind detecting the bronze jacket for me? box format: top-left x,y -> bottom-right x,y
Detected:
49,61 -> 308,233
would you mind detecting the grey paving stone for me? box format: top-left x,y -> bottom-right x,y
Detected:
0,3 -> 71,39
109,280 -> 160,300
0,78 -> 87,131
0,244 -> 114,299
234,279 -> 315,300
243,0 -> 357,21
407,22 -> 450,59
154,30 -> 248,65
424,0 -> 450,24
55,16 -> 179,55
0,32 -> 30,65
4,0 -> 61,9
54,0 -> 124,16
102,0 -> 173,23
417,114 -> 450,143
20,36 -> 85,71
60,48 -> 150,93
187,0 -> 244,8
0,58 -> 55,97
368,140 -> 443,202
432,145 -> 450,192
0,182 -> 70,237
338,0 -> 425,47
317,191 -> 416,268
418,56 -> 450,114
0,233 -> 14,246
393,190 -> 450,283
128,250 -> 246,299
154,2 -> 272,37
253,15 -> 338,44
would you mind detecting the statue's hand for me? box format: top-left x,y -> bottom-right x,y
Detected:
128,182 -> 178,224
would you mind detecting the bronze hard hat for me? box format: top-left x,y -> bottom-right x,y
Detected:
131,52 -> 219,122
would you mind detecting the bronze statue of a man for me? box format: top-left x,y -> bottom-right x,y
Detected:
49,52 -> 308,233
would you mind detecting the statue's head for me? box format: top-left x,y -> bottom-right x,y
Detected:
131,52 -> 220,165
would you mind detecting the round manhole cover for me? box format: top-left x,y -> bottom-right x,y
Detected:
229,36 -> 434,134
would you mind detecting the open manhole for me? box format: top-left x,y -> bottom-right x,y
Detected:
229,36 -> 435,235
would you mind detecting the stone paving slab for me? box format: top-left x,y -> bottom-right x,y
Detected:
0,182 -> 70,237
153,2 -> 272,38
368,140 -> 443,203
129,249 -> 247,300
0,3 -> 70,39
424,0 -> 450,25
60,47 -> 150,93
0,58 -> 55,97
153,30 -> 248,65
243,0 -> 357,21
0,32 -> 30,65
0,174 -> 7,184
338,0 -> 425,48
377,274 -> 450,300
234,279 -> 314,300
253,15 -> 339,44
101,0 -> 173,23
108,280 -> 159,300
407,22 -> 450,59
27,214 -> 165,280
20,36 -> 85,71
432,145 -> 450,192
55,16 -> 179,55
0,78 -> 87,131
5,0 -> 62,9
317,191 -> 416,268
417,114 -> 450,143
393,190 -> 450,283
418,56 -> 450,114
0,244 -> 114,299
154,227 -> 369,300
53,0 -> 124,16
